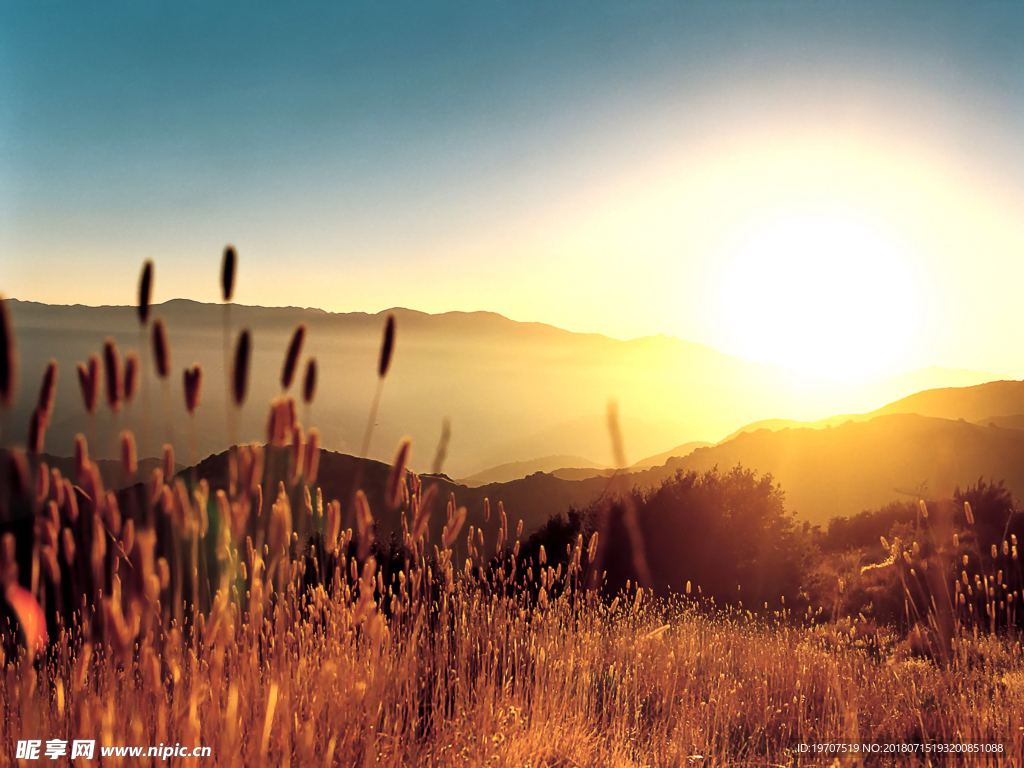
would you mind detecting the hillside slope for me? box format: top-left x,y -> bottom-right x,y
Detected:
652,413 -> 1024,524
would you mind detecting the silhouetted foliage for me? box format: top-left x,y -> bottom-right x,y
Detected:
821,500 -> 918,553
522,466 -> 809,610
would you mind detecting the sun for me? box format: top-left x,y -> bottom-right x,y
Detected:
718,215 -> 920,382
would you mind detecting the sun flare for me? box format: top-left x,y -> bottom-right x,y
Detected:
719,215 -> 920,382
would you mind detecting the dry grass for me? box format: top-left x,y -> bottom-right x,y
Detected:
1,261 -> 1023,767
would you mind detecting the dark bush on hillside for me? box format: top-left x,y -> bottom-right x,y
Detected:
954,478 -> 1022,550
821,500 -> 919,553
520,466 -> 809,609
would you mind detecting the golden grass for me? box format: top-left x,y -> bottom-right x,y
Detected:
2,569 -> 1021,766
1,258 -> 1023,767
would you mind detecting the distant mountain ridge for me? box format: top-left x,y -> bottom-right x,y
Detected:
2,298 -> 1009,481
722,378 -> 1024,443
459,455 -> 607,486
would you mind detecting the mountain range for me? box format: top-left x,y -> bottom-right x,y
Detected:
1,299 -> 1007,482
174,378 -> 1024,539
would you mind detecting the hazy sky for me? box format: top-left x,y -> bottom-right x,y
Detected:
3,2 -> 1024,380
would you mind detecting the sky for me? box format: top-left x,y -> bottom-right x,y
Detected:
2,1 -> 1024,381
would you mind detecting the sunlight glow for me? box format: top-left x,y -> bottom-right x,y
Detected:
719,215 -> 920,382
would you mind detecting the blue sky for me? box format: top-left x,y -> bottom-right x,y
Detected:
3,1 -> 1024,376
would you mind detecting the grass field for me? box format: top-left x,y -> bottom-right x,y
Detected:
1,265 -> 1022,767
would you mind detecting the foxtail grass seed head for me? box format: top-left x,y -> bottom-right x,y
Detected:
269,484 -> 292,555
184,364 -> 203,414
413,483 -> 436,541
121,431 -> 138,476
4,583 -> 47,658
0,533 -> 16,585
964,501 -> 975,525
7,449 -> 29,500
918,499 -> 929,520
356,490 -> 374,560
606,399 -> 626,468
378,313 -> 395,378
37,360 -> 57,423
327,499 -> 341,553
77,355 -> 100,414
0,294 -> 17,408
387,437 -> 411,510
432,418 -> 451,475
304,428 -> 321,485
162,444 -> 175,479
103,337 -> 123,412
442,506 -> 466,549
74,434 -> 89,478
302,357 -> 317,404
138,260 -> 153,325
289,424 -> 305,483
232,329 -> 252,406
152,318 -> 170,379
221,245 -> 237,302
27,408 -> 46,453
281,324 -> 306,390
123,352 -> 139,404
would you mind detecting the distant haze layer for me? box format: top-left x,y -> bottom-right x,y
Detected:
1,299 -> 1006,479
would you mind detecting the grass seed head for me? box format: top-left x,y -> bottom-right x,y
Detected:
281,324 -> 306,390
123,352 -> 139,404
77,355 -> 101,414
184,364 -> 203,414
431,418 -> 451,475
378,313 -> 396,378
442,506 -> 466,549
232,329 -> 252,406
138,260 -> 153,325
152,318 -> 170,379
304,428 -> 321,485
27,407 -> 46,453
121,431 -> 138,476
327,499 -> 341,553
162,443 -> 175,479
413,483 -> 436,542
356,490 -> 374,560
37,360 -> 57,423
387,437 -> 411,510
8,448 -> 29,500
103,337 -> 123,412
0,294 -> 17,408
302,357 -> 317,404
221,245 -> 237,303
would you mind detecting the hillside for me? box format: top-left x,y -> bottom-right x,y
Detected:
875,378 -> 1024,422
182,407 -> 1024,536
723,378 -> 1024,443
188,447 -> 612,543
629,441 -> 713,469
648,413 -> 1024,524
459,455 -> 607,486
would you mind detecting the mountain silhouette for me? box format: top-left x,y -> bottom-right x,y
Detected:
3,299 -> 1005,481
